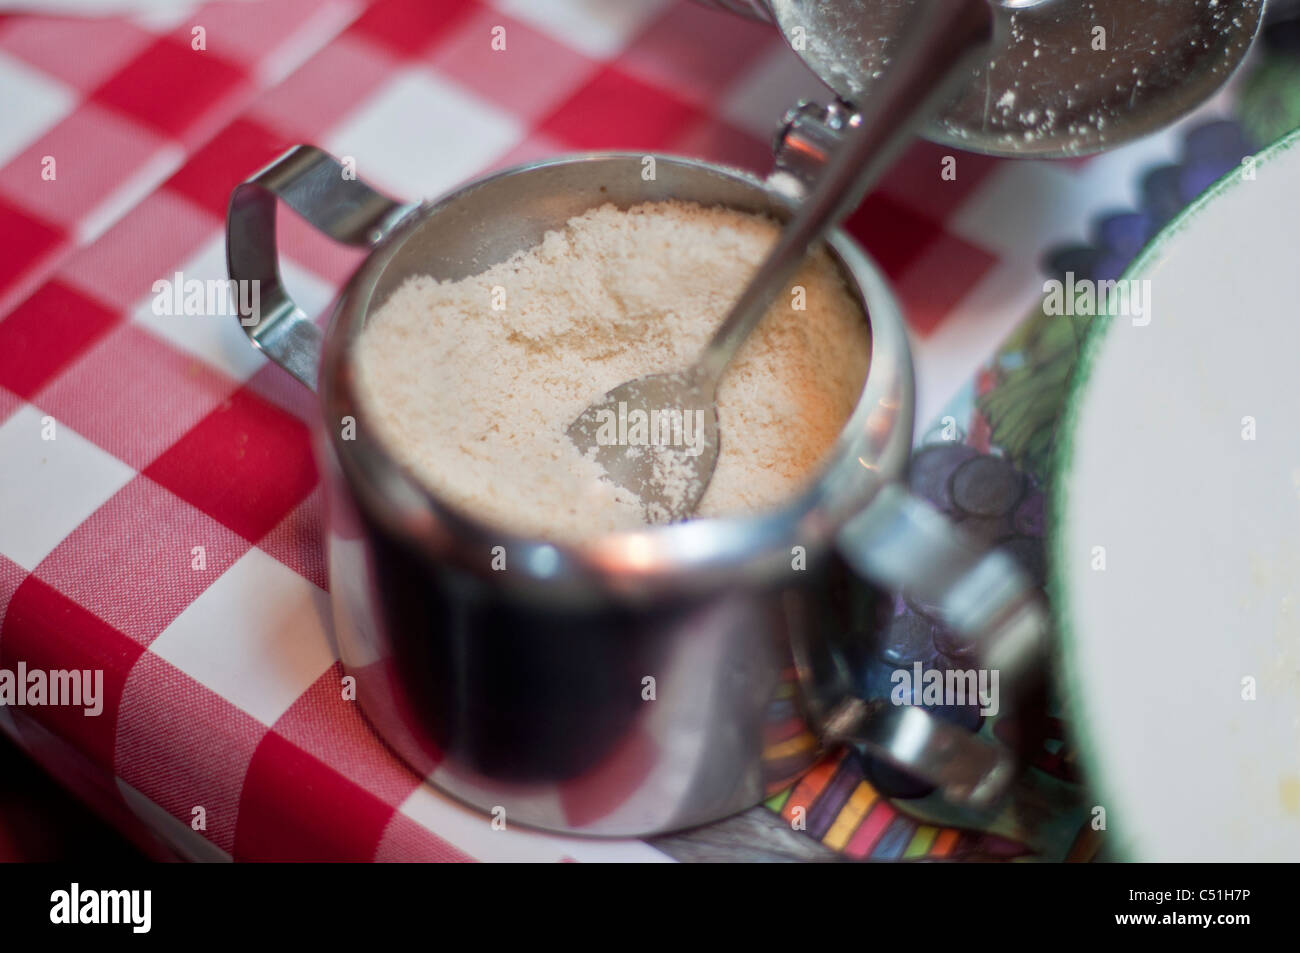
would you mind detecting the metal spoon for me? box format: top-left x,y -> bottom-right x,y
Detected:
568,0 -> 995,522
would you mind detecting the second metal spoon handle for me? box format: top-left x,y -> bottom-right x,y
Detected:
695,0 -> 995,384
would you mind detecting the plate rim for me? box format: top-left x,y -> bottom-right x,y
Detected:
1047,126 -> 1300,861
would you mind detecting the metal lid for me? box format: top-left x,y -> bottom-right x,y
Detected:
767,0 -> 1264,157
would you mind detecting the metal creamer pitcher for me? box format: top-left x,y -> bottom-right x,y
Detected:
227,146 -> 1046,835
699,0 -> 1263,156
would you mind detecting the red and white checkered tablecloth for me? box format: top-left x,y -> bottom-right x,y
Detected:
0,0 -> 1223,861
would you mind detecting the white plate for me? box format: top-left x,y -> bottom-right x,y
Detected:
1053,130 -> 1300,861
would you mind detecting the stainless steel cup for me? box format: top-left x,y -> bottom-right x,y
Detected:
226,146 -> 1047,836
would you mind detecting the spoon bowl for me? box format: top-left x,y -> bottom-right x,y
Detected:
566,368 -> 720,523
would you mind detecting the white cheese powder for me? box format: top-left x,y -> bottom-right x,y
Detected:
352,200 -> 870,543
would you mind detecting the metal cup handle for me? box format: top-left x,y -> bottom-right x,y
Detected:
830,482 -> 1050,809
226,145 -> 416,391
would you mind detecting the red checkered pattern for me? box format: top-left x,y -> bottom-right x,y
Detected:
0,0 -> 360,316
0,0 -> 1192,861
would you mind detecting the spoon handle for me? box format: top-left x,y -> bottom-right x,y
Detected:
695,0 -> 995,384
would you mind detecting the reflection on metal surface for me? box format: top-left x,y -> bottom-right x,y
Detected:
765,0 -> 1263,156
